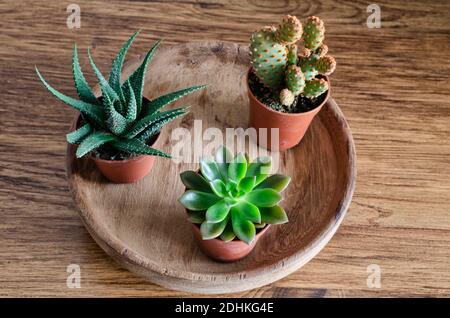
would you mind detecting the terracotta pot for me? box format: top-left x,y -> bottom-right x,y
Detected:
191,222 -> 270,262
247,68 -> 331,151
71,114 -> 160,184
91,146 -> 158,184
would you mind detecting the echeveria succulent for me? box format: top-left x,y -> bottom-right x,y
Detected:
179,147 -> 290,244
35,31 -> 206,159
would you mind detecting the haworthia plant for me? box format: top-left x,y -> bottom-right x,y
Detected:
36,31 -> 207,159
179,146 -> 291,244
249,15 -> 337,110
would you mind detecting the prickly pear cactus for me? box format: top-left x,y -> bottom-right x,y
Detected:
249,15 -> 336,111
249,26 -> 287,89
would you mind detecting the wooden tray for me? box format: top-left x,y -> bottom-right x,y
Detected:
66,41 -> 356,294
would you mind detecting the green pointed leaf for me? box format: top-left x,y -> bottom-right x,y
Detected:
246,189 -> 282,207
102,88 -> 128,135
187,211 -> 205,224
228,153 -> 247,182
238,176 -> 256,193
206,200 -> 230,223
200,216 -> 229,240
72,44 -> 98,104
123,80 -> 137,121
87,48 -> 122,113
209,179 -> 228,197
125,107 -> 187,138
179,190 -> 221,211
66,123 -> 92,144
180,171 -> 212,193
109,30 -> 140,105
36,67 -> 104,127
256,174 -> 291,192
200,158 -> 222,182
126,39 -> 161,114
220,222 -> 236,242
233,201 -> 261,223
76,132 -> 116,158
231,208 -> 256,244
136,108 -> 188,142
260,205 -> 289,224
226,180 -> 238,193
246,156 -> 272,184
142,85 -> 207,117
111,138 -> 170,158
215,145 -> 233,180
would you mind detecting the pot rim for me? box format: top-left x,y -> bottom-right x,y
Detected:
72,113 -> 161,164
246,67 -> 331,117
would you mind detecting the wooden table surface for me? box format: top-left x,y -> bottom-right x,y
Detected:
1,0 -> 449,297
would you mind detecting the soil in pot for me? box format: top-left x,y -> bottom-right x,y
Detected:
248,71 -> 327,114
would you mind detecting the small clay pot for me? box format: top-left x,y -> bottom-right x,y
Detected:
91,143 -> 159,183
247,68 -> 330,151
191,222 -> 270,262
71,114 -> 160,184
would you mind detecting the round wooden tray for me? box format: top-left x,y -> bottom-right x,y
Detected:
66,41 -> 356,294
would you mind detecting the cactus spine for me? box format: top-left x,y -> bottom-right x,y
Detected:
249,15 -> 336,109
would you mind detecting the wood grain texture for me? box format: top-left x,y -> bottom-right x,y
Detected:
0,0 -> 449,297
66,42 -> 356,294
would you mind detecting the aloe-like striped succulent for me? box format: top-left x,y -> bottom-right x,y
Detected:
35,31 -> 206,159
179,146 -> 291,244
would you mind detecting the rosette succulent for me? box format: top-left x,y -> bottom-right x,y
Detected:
179,147 -> 291,244
249,15 -> 336,110
35,31 -> 206,159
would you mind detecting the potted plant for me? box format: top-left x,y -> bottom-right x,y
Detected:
35,31 -> 206,183
178,146 -> 291,262
247,15 -> 336,151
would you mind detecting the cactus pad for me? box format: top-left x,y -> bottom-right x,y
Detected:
250,26 -> 287,89
298,54 -> 319,80
279,88 -> 295,107
316,55 -> 336,76
303,78 -> 328,98
275,15 -> 303,45
302,16 -> 325,50
286,65 -> 305,96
